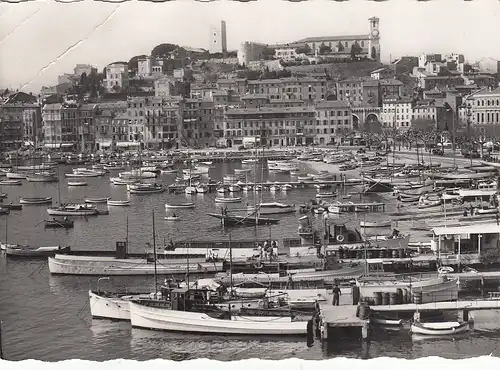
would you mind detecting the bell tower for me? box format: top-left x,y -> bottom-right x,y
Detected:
368,17 -> 380,61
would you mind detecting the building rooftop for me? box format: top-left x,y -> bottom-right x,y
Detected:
226,107 -> 315,115
474,87 -> 500,96
433,223 -> 500,236
295,34 -> 369,43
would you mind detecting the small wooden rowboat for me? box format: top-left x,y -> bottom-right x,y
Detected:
107,200 -> 130,206
164,202 -> 195,209
164,215 -> 181,221
20,197 -> 53,205
44,218 -> 74,229
410,321 -> 469,336
214,197 -> 242,203
85,197 -> 110,204
0,179 -> 22,186
68,181 -> 88,187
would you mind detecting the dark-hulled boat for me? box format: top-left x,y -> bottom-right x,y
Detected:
5,245 -> 71,258
44,218 -> 74,229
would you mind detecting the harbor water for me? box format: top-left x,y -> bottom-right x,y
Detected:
1,161 -> 500,360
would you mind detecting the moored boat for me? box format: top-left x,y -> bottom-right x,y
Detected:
68,181 -> 88,187
215,197 -> 242,203
127,183 -> 165,194
107,200 -> 130,207
0,179 -> 22,186
47,203 -> 98,216
410,321 -> 469,336
20,197 -> 52,205
165,202 -> 195,209
359,220 -> 392,228
85,197 -> 110,204
6,245 -> 71,258
44,218 -> 74,229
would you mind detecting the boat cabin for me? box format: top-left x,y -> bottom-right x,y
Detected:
432,223 -> 500,265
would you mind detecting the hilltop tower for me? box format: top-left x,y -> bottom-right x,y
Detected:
209,20 -> 227,54
368,17 -> 381,61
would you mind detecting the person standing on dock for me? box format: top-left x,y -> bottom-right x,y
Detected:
332,284 -> 341,306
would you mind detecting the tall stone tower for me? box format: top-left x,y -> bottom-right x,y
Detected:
368,17 -> 381,61
209,20 -> 227,54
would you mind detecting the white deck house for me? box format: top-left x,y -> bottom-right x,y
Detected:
431,223 -> 500,265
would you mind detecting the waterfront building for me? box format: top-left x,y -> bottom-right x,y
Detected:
313,101 -> 352,144
42,102 -> 98,151
0,99 -> 42,150
412,99 -> 447,129
461,87 -> 500,128
179,99 -> 215,148
223,106 -> 316,147
381,96 -> 414,129
104,62 -> 129,92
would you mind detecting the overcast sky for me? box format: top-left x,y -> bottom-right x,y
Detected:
0,0 -> 499,93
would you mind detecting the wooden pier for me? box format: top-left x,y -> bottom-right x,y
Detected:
370,297 -> 500,322
317,302 -> 370,341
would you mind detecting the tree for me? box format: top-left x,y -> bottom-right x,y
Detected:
151,43 -> 179,58
128,55 -> 148,72
371,46 -> 377,60
350,42 -> 362,60
295,44 -> 312,55
319,45 -> 332,55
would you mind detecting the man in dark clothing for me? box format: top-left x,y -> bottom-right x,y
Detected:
332,284 -> 341,306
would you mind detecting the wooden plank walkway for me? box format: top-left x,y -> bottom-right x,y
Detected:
370,299 -> 500,313
318,302 -> 368,328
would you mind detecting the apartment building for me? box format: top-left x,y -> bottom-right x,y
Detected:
314,101 -> 352,144
381,96 -> 414,129
224,106 -> 316,147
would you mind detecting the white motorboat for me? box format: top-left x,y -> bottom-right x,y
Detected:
215,197 -> 242,203
48,254 -> 223,275
85,197 -> 110,204
110,177 -> 137,185
165,202 -> 195,209
196,184 -> 209,193
129,302 -> 307,335
20,197 -> 53,205
5,172 -> 27,179
164,215 -> 181,221
88,290 -> 139,321
0,179 -> 22,186
185,186 -> 197,195
107,200 -> 130,207
120,170 -> 157,179
228,185 -> 241,193
68,181 -> 87,187
47,203 -> 98,216
410,321 -> 469,336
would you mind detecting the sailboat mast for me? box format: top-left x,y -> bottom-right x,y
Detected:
5,218 -> 7,245
152,210 -> 158,294
125,215 -> 129,254
229,233 -> 233,291
187,242 -> 190,288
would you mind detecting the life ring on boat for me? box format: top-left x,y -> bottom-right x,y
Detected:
258,300 -> 264,307
254,262 -> 263,269
336,234 -> 345,243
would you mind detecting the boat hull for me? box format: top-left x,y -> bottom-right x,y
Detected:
410,321 -> 469,336
129,303 -> 307,335
48,255 -> 224,276
89,291 -> 133,321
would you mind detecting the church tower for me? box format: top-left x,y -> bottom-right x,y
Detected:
368,17 -> 380,61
